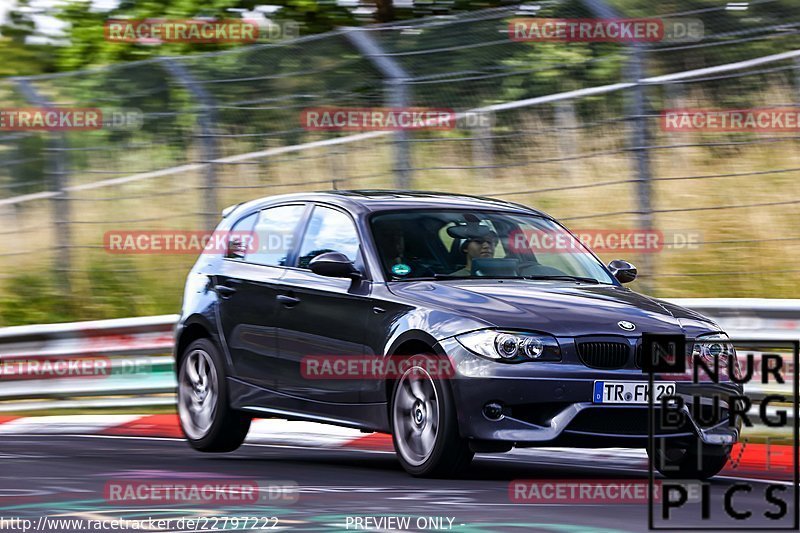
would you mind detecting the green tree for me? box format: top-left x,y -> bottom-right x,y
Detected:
0,0 -> 55,75
47,0 -> 362,71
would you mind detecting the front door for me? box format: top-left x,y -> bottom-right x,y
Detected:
275,204 -> 373,403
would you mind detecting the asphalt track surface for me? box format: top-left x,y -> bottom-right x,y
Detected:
0,434 -> 797,533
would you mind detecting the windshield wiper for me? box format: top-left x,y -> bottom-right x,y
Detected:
391,275 -> 460,281
396,274 -> 602,283
522,275 -> 600,284
433,274 -> 525,280
396,275 -> 516,281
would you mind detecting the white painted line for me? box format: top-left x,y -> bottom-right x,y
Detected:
6,433 -> 186,442
0,415 -> 142,434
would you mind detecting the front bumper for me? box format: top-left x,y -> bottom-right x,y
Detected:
437,337 -> 742,448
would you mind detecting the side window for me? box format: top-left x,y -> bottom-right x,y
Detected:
297,206 -> 360,269
245,204 -> 306,267
225,212 -> 258,260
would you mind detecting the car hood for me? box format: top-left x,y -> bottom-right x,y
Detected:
388,280 -> 720,338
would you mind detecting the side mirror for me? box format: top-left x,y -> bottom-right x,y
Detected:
608,259 -> 637,284
309,252 -> 361,279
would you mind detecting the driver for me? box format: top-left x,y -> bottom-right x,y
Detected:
450,228 -> 498,276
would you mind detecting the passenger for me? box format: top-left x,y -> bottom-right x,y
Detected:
375,222 -> 407,267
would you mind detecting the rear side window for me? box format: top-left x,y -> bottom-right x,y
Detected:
296,206 -> 360,269
245,204 -> 306,267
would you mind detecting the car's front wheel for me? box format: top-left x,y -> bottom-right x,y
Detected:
178,338 -> 251,452
650,439 -> 730,480
390,356 -> 473,477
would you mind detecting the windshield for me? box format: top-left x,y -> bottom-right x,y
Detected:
370,209 -> 615,284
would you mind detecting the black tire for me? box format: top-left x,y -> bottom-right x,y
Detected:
650,439 -> 730,480
177,338 -> 251,452
390,355 -> 474,477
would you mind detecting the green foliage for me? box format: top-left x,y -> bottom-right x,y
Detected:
0,272 -> 75,326
0,0 -> 55,75
0,255 -> 180,327
4,0 -> 360,72
5,134 -> 47,194
0,38 -> 54,76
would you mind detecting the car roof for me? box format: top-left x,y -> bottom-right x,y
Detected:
227,190 -> 550,220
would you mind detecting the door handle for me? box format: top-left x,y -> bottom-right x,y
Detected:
276,294 -> 301,307
214,285 -> 237,297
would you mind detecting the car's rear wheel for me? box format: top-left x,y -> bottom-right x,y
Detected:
178,338 -> 251,452
650,439 -> 730,480
390,356 -> 473,477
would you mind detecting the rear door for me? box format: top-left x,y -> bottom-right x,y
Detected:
216,203 -> 309,390
275,204 -> 374,402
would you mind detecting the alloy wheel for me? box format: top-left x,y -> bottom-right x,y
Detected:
178,349 -> 219,440
392,366 -> 440,466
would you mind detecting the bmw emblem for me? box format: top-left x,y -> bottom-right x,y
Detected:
617,321 -> 636,331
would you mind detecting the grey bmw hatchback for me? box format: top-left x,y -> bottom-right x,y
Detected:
174,191 -> 741,478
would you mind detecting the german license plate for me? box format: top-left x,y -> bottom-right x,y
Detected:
593,381 -> 676,404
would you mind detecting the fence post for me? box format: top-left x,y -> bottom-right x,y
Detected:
796,57 -> 800,103
583,0 -> 655,292
162,58 -> 220,230
344,28 -> 412,189
626,47 -> 655,293
554,101 -> 579,182
328,145 -> 346,190
471,111 -> 495,180
14,78 -> 72,290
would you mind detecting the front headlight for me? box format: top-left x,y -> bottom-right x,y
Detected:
692,332 -> 739,380
456,330 -> 561,363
